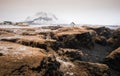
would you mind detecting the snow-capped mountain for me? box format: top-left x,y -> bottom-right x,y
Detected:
25,12 -> 58,25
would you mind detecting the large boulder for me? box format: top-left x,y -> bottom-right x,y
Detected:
104,47 -> 120,71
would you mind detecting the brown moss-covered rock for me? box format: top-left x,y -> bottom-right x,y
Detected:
105,47 -> 120,71
1,36 -> 56,51
74,61 -> 110,76
53,27 -> 94,49
0,41 -> 47,76
0,26 -> 118,76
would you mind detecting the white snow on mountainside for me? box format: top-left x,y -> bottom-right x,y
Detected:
25,12 -> 58,25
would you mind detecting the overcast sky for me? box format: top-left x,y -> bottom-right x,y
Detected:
0,0 -> 120,25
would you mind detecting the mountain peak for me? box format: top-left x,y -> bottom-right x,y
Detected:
25,12 -> 58,25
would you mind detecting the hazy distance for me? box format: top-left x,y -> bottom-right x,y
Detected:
0,0 -> 120,25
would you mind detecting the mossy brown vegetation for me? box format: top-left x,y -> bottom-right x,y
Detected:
0,26 -> 120,76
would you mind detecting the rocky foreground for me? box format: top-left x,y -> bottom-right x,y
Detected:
0,26 -> 120,76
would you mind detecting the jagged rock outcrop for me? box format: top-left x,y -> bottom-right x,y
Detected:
53,27 -> 94,49
104,47 -> 120,72
85,26 -> 113,39
84,26 -> 114,46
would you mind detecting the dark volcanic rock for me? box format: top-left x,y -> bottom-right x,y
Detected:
84,26 -> 115,46
105,47 -> 120,71
87,26 -> 113,39
58,48 -> 82,61
107,28 -> 120,49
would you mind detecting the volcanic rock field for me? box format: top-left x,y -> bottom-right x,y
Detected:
0,26 -> 120,76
